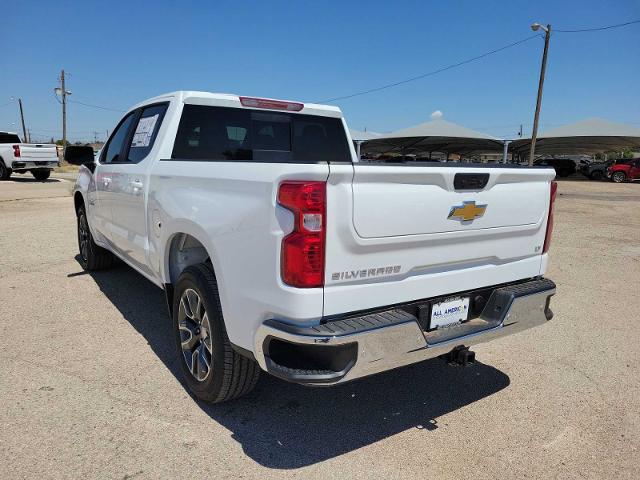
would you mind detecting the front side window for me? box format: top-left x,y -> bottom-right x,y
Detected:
103,113 -> 136,164
171,105 -> 351,163
127,104 -> 168,163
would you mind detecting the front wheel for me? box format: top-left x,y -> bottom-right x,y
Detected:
612,171 -> 626,183
173,264 -> 260,403
32,170 -> 51,181
76,205 -> 115,270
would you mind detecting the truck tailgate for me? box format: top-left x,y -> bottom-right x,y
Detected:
19,144 -> 58,160
323,163 -> 556,316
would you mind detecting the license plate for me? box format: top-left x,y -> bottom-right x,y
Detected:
430,296 -> 470,330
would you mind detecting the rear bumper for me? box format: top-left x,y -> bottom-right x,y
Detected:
254,278 -> 555,385
12,160 -> 58,171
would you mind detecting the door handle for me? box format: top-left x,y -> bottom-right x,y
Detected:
131,179 -> 144,189
103,177 -> 112,187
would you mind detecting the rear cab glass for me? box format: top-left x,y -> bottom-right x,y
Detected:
0,133 -> 22,143
171,105 -> 351,163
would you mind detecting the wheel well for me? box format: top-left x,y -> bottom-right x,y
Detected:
167,233 -> 212,285
74,192 -> 84,214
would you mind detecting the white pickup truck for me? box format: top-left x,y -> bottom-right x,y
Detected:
0,132 -> 59,180
66,91 -> 557,403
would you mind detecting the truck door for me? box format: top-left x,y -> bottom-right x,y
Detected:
105,104 -> 168,277
93,111 -> 138,245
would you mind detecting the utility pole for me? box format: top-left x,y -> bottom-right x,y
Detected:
54,70 -> 71,149
518,124 -> 523,138
18,98 -> 28,142
61,70 -> 67,148
529,23 -> 551,166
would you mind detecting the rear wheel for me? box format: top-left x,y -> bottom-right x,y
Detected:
0,161 -> 11,180
173,264 -> 260,403
612,171 -> 626,183
589,170 -> 604,181
32,170 -> 51,181
77,205 -> 115,270
556,168 -> 572,178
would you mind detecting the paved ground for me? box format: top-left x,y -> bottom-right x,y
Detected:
0,175 -> 638,479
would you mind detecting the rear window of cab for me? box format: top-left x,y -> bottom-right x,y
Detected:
171,104 -> 351,163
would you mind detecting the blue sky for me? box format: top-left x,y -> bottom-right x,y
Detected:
2,0 -> 639,142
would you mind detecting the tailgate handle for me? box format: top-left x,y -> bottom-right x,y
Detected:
454,173 -> 490,190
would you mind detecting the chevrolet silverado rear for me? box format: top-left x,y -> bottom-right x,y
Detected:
259,155 -> 557,385
0,132 -> 59,181
68,91 -> 557,402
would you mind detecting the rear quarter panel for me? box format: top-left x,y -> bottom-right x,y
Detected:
148,160 -> 330,351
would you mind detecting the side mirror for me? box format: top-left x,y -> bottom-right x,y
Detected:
64,145 -> 96,166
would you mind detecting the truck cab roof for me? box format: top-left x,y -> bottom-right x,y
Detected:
129,91 -> 343,118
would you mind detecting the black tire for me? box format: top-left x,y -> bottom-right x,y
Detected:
32,170 -> 51,181
0,160 -> 11,180
76,205 -> 115,270
612,171 -> 626,183
556,169 -> 571,178
590,170 -> 604,181
173,264 -> 260,403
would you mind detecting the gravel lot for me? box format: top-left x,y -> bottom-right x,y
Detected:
0,175 -> 638,479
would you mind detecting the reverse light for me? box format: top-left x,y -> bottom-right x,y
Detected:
278,181 -> 326,288
12,145 -> 21,157
240,96 -> 304,112
543,181 -> 558,253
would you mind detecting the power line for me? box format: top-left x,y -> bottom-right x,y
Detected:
29,127 -> 98,133
68,99 -> 125,112
318,18 -> 640,104
318,34 -> 542,103
556,19 -> 640,33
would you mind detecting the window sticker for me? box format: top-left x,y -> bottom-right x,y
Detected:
131,114 -> 159,148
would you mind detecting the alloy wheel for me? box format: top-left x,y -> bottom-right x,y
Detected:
178,288 -> 213,382
78,213 -> 90,262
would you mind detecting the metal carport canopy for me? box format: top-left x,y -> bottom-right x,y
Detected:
360,119 -> 504,155
349,129 -> 381,141
510,118 -> 640,155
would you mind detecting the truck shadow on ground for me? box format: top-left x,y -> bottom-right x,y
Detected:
75,259 -> 511,469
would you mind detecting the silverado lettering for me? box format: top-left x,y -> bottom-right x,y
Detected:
332,265 -> 401,281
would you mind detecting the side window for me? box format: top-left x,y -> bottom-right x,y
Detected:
172,105 -> 252,161
127,104 -> 168,163
103,113 -> 136,164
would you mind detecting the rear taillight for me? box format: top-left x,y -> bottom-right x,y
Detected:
543,181 -> 558,253
278,181 -> 326,288
12,145 -> 20,157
